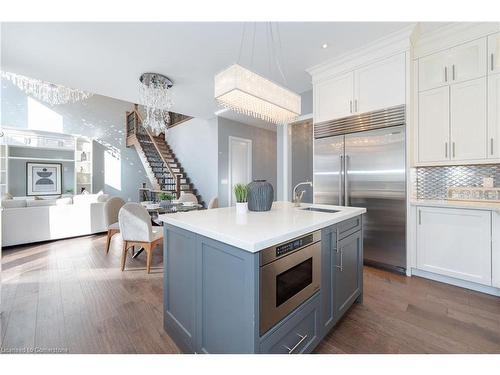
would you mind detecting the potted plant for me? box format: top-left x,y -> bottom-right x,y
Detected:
158,191 -> 175,208
234,183 -> 249,214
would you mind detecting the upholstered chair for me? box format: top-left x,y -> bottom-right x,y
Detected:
118,202 -> 163,274
207,197 -> 219,209
104,197 -> 125,254
178,192 -> 198,204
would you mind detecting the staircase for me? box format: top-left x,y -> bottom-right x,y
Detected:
126,107 -> 203,205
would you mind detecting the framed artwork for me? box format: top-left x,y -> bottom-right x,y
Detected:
26,162 -> 62,196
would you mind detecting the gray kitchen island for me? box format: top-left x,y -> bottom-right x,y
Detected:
159,201 -> 366,354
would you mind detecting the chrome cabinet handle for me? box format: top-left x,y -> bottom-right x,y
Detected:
282,333 -> 308,354
492,53 -> 495,72
349,100 -> 353,114
445,142 -> 448,158
335,248 -> 344,271
354,99 -> 358,113
452,142 -> 456,158
452,64 -> 456,80
491,138 -> 494,156
339,155 -> 343,205
418,209 -> 421,225
444,66 -> 448,82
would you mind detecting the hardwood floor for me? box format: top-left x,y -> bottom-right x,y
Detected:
1,234 -> 500,354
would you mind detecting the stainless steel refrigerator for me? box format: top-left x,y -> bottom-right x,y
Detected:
313,106 -> 406,273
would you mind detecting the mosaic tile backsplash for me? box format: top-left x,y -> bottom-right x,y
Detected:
415,164 -> 500,200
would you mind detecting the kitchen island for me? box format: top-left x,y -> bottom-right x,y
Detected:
159,201 -> 366,354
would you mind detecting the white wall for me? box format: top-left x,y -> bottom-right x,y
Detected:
166,117 -> 218,204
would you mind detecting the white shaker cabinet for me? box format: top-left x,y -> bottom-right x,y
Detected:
488,73 -> 500,158
418,86 -> 450,163
448,38 -> 487,84
450,77 -> 487,161
418,49 -> 449,92
488,32 -> 500,75
314,72 -> 354,123
416,206 -> 492,286
354,53 -> 406,114
493,211 -> 500,289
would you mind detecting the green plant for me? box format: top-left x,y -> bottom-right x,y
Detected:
158,191 -> 174,201
234,183 -> 248,203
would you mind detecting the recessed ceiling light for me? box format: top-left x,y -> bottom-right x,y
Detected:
321,43 -> 328,49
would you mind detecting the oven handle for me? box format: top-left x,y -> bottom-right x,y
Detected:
282,333 -> 308,354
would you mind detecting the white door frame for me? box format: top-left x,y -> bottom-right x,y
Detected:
228,136 -> 252,206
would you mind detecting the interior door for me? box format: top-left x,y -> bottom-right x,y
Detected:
450,77 -> 487,161
418,86 -> 450,163
344,126 -> 406,271
314,72 -> 354,123
488,32 -> 500,74
449,38 -> 487,84
354,52 -> 406,113
313,136 -> 344,205
488,73 -> 500,158
228,136 -> 252,206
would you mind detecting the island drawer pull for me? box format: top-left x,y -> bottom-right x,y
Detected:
282,333 -> 308,354
335,249 -> 344,271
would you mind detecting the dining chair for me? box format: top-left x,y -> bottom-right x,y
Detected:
104,197 -> 125,254
118,202 -> 163,273
178,191 -> 198,204
207,197 -> 219,209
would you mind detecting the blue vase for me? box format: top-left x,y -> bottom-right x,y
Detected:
247,180 -> 274,212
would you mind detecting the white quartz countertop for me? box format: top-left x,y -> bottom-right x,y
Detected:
410,199 -> 500,212
158,201 -> 366,252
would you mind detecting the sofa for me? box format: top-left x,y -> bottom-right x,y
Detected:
1,193 -> 110,247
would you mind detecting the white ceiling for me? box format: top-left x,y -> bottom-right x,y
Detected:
1,22 -> 447,119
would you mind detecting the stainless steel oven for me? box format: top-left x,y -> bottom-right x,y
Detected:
260,231 -> 321,335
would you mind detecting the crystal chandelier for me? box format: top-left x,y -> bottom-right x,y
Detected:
139,72 -> 173,136
1,71 -> 92,105
214,23 -> 301,125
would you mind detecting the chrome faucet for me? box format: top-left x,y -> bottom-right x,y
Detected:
293,181 -> 313,207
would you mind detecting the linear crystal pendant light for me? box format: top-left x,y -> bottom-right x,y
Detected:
214,24 -> 301,125
1,71 -> 92,105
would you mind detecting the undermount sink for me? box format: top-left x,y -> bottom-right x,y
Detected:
300,207 -> 340,213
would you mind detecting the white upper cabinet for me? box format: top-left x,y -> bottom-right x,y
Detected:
488,32 -> 500,75
488,73 -> 500,158
313,52 -> 406,123
313,72 -> 354,123
354,53 -> 406,114
448,38 -> 487,84
450,77 -> 487,161
418,86 -> 450,163
416,206 -> 492,286
418,49 -> 449,91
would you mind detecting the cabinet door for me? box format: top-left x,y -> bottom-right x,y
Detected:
492,212 -> 500,289
449,38 -> 487,84
418,49 -> 449,91
488,32 -> 500,75
418,86 -> 450,163
450,77 -> 487,161
334,230 -> 362,318
416,207 -> 491,285
314,72 -> 354,123
354,53 -> 406,113
488,73 -> 500,158
320,225 -> 336,335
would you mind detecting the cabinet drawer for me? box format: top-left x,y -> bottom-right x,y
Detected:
337,216 -> 362,240
260,294 -> 320,354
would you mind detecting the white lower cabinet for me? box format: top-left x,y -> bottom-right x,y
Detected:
492,212 -> 500,289
416,206 -> 492,286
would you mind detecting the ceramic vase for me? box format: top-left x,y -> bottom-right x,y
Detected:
247,180 -> 274,212
236,202 -> 248,214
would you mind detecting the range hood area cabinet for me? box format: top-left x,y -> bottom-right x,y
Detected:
313,52 -> 406,124
416,31 -> 500,166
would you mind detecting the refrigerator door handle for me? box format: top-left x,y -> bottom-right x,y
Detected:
344,155 -> 349,206
339,155 -> 344,206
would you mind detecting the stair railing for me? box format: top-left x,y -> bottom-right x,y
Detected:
133,108 -> 182,198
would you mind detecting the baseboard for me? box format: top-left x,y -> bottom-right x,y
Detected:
411,268 -> 500,297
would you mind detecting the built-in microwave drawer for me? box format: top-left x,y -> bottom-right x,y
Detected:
260,293 -> 320,354
337,215 -> 362,240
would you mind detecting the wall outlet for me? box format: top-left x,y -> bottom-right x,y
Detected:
483,177 -> 494,188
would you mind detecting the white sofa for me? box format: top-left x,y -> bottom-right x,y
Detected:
2,194 -> 110,247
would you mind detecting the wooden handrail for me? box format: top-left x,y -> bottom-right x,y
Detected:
134,109 -> 181,198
